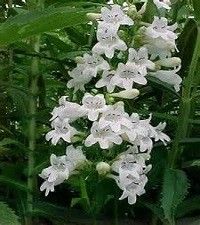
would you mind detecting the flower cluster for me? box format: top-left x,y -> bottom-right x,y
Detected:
110,148 -> 152,204
40,145 -> 86,196
40,1 -> 180,205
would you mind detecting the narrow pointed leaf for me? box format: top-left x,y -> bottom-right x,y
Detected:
0,7 -> 90,46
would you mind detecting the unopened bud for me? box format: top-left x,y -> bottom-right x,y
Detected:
96,162 -> 110,175
127,5 -> 137,17
110,89 -> 140,99
155,57 -> 181,68
87,13 -> 101,21
75,56 -> 84,64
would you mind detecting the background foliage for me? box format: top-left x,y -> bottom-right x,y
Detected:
0,0 -> 199,225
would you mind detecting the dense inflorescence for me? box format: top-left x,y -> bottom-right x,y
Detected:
40,0 -> 181,205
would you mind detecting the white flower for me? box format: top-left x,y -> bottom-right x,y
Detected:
100,4 -> 134,31
50,96 -> 86,122
46,118 -> 78,145
135,136 -> 153,152
152,122 -> 170,145
144,36 -> 177,60
150,66 -> 182,92
65,145 -> 87,167
67,65 -> 93,92
81,93 -> 108,121
110,153 -> 151,204
120,114 -> 155,152
40,146 -> 87,196
96,162 -> 111,175
118,174 -> 148,204
143,17 -> 178,59
145,17 -> 177,41
85,122 -> 122,149
92,26 -> 127,59
82,53 -> 110,77
99,102 -> 132,133
95,70 -> 117,93
111,63 -> 147,90
128,47 -> 155,74
153,0 -> 171,10
39,154 -> 72,196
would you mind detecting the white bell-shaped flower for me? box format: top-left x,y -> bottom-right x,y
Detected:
100,4 -> 134,31
144,36 -> 177,60
50,96 -> 86,122
65,145 -> 87,167
67,64 -> 93,92
111,62 -> 147,90
81,93 -> 108,121
85,121 -> 122,149
95,70 -> 118,93
98,102 -> 132,133
39,154 -> 73,196
118,174 -> 148,204
110,153 -> 151,205
153,0 -> 171,10
46,118 -> 78,145
92,26 -> 127,59
151,122 -> 171,145
145,17 -> 178,41
81,53 -> 110,77
40,146 -> 87,196
128,47 -> 155,75
150,66 -> 182,92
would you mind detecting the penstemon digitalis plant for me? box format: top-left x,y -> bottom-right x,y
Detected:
39,0 -> 181,207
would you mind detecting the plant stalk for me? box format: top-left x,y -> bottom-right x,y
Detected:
26,2 -> 44,224
26,35 -> 40,225
169,26 -> 200,168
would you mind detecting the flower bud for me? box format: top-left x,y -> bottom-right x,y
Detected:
155,57 -> 181,68
96,162 -> 110,175
110,89 -> 140,99
127,5 -> 137,17
87,13 -> 101,21
75,56 -> 84,64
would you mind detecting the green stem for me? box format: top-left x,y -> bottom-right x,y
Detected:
26,2 -> 44,224
79,177 -> 97,225
114,197 -> 119,225
80,176 -> 90,210
151,215 -> 158,225
26,35 -> 40,225
169,26 -> 200,168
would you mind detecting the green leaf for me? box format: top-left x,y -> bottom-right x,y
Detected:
142,0 -> 157,23
0,7 -> 91,46
140,202 -> 164,222
147,76 -> 180,97
161,168 -> 190,224
177,19 -> 197,77
176,196 -> 200,218
180,138 -> 200,144
71,197 -> 88,208
192,0 -> 200,23
0,138 -> 19,147
182,159 -> 200,168
0,202 -> 20,225
33,201 -> 67,221
0,176 -> 28,192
